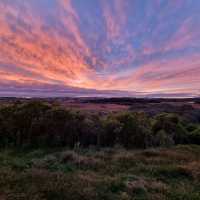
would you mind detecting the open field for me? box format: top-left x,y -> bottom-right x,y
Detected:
0,145 -> 199,200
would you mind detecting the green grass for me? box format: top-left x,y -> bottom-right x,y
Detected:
0,145 -> 199,200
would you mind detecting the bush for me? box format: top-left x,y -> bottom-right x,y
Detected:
116,113 -> 151,148
152,113 -> 189,145
0,102 -> 199,149
188,128 -> 200,145
152,130 -> 174,147
101,116 -> 122,147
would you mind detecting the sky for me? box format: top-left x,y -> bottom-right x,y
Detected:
0,0 -> 200,97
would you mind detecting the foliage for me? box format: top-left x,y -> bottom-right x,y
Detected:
0,101 -> 199,149
188,127 -> 200,145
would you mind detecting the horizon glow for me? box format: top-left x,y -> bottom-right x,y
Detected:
0,0 -> 200,97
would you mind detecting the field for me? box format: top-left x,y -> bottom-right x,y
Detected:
0,145 -> 199,200
0,98 -> 200,199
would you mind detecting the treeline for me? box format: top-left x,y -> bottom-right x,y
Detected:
0,101 -> 199,149
84,97 -> 200,104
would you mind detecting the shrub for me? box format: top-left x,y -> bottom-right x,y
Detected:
152,113 -> 189,145
101,116 -> 122,147
188,127 -> 200,145
152,130 -> 174,147
116,113 -> 151,148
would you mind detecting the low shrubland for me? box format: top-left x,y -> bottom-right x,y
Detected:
0,145 -> 199,199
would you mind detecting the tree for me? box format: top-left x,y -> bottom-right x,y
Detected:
117,113 -> 151,148
152,113 -> 189,145
101,116 -> 122,147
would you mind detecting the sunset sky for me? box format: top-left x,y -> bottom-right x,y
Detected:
0,0 -> 200,97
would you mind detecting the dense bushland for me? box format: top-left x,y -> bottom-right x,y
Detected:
0,101 -> 199,149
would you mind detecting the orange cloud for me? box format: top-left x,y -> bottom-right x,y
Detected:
0,1 -> 98,89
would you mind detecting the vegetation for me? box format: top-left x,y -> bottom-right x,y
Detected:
0,101 -> 199,149
0,101 -> 199,199
0,145 -> 199,199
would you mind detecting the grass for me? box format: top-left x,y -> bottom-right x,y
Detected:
0,145 -> 199,200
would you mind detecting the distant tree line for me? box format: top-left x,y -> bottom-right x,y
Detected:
84,97 -> 200,105
0,101 -> 199,149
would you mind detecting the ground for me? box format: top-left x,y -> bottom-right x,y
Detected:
0,145 -> 199,200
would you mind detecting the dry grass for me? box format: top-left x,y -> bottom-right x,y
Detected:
178,161 -> 200,181
61,150 -> 104,169
125,177 -> 168,194
0,145 -> 199,200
